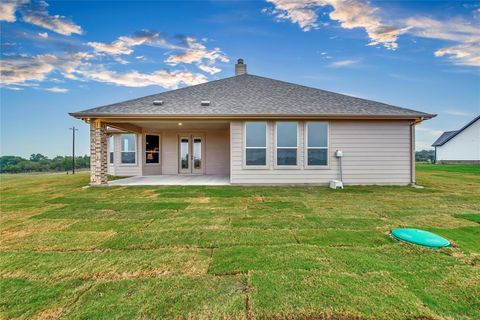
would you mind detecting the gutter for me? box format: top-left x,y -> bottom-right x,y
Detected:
69,113 -> 437,121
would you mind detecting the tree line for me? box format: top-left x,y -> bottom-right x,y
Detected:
415,149 -> 435,163
0,154 -> 90,173
0,150 -> 436,174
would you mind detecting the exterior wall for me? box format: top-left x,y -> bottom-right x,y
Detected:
108,127 -> 229,176
205,129 -> 230,175
230,120 -> 413,185
436,120 -> 480,161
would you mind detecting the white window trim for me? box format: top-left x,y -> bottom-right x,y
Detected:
144,133 -> 161,166
304,121 -> 330,169
108,135 -> 114,166
120,133 -> 137,166
243,121 -> 269,169
274,121 -> 300,169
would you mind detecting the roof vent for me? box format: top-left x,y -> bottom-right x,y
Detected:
201,100 -> 210,106
153,100 -> 163,105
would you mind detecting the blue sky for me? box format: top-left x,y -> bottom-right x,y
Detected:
1,0 -> 479,158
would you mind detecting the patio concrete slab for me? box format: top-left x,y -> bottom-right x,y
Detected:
108,175 -> 230,186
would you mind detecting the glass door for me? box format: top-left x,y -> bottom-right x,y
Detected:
179,135 -> 204,174
179,136 -> 190,174
192,137 -> 203,174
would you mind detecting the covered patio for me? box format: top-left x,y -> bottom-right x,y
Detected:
108,174 -> 230,186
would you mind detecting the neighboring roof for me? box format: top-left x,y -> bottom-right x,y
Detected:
432,131 -> 458,147
432,115 -> 480,147
70,74 -> 435,120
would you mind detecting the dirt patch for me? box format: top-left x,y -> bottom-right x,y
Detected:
191,197 -> 211,204
33,307 -> 64,320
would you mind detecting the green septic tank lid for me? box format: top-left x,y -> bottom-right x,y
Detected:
391,228 -> 450,248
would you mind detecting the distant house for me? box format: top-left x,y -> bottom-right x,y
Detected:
432,115 -> 480,164
70,59 -> 435,186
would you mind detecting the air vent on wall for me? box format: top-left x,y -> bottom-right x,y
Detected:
201,100 -> 210,106
153,100 -> 163,105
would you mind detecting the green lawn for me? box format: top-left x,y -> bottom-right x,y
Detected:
1,165 -> 479,319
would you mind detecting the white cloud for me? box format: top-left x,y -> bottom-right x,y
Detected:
0,54 -> 57,85
329,59 -> 360,67
265,0 -> 407,49
405,16 -> 480,67
0,51 -> 208,90
416,126 -> 444,137
88,30 -> 175,56
16,1 -> 82,36
197,64 -> 221,74
87,31 -> 228,73
265,0 -> 480,66
442,110 -> 474,117
165,37 -> 229,74
0,0 -> 27,22
45,86 -> 68,93
73,67 -> 207,89
38,32 -> 48,38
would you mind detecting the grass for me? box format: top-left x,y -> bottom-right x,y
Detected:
0,165 -> 479,319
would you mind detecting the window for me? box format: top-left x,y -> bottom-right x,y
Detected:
108,136 -> 114,164
276,122 -> 298,166
145,134 -> 160,164
120,134 -> 136,164
306,122 -> 328,166
245,122 -> 267,166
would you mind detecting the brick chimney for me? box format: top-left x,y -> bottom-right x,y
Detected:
235,58 -> 247,75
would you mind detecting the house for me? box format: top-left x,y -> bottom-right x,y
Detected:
432,115 -> 480,164
70,59 -> 435,186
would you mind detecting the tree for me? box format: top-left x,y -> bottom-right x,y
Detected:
416,149 -> 435,163
0,155 -> 90,173
29,153 -> 48,162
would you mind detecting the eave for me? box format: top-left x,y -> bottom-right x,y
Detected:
69,112 -> 436,122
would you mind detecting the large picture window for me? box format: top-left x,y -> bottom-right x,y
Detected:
245,122 -> 267,166
120,134 -> 136,164
145,134 -> 160,164
276,122 -> 298,166
108,136 -> 114,164
306,122 -> 328,166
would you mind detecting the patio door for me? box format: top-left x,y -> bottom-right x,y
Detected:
179,135 -> 204,174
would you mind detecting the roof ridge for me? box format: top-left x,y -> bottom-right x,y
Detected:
244,74 -> 432,116
432,115 -> 479,146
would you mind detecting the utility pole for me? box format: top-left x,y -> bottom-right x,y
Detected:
69,126 -> 78,174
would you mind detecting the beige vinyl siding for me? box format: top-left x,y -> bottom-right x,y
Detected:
230,120 -> 412,185
205,129 -> 230,175
161,131 -> 179,175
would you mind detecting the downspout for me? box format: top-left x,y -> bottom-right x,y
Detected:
410,119 -> 420,185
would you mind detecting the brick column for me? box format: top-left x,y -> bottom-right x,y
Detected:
90,119 -> 108,186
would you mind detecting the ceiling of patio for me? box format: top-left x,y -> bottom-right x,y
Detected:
109,120 -> 230,131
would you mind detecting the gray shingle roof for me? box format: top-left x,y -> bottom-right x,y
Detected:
432,131 -> 458,146
70,74 -> 434,119
432,115 -> 480,146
